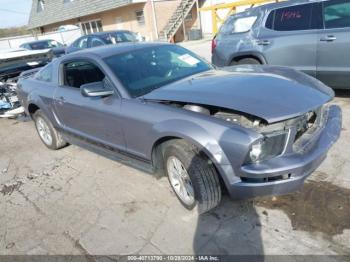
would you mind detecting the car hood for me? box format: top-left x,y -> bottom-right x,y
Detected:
143,65 -> 334,123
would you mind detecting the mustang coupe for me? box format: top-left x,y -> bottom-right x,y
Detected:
17,43 -> 342,213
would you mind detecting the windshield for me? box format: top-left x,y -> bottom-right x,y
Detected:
104,45 -> 212,97
30,40 -> 63,49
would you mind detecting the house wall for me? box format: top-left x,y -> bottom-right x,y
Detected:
100,3 -> 151,38
174,5 -> 199,42
41,3 -> 156,41
153,0 -> 182,35
38,1 -> 202,42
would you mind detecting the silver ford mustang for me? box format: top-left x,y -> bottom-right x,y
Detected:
17,43 -> 342,213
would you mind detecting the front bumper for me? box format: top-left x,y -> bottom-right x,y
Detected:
227,104 -> 342,199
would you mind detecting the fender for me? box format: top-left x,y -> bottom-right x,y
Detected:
148,119 -> 232,166
26,89 -> 61,128
144,118 -> 258,187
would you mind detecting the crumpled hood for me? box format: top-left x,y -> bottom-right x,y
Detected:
144,65 -> 334,123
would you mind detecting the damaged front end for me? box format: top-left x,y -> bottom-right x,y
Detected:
0,81 -> 24,118
160,99 -> 337,170
0,49 -> 48,119
160,100 -> 341,198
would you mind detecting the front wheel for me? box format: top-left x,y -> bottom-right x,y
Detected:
163,140 -> 222,213
33,110 -> 67,150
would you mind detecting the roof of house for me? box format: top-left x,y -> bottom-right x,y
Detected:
28,0 -> 137,29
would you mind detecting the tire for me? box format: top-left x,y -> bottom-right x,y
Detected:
163,140 -> 222,214
235,58 -> 261,65
33,110 -> 67,150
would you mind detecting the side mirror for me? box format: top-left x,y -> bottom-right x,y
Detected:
80,81 -> 114,97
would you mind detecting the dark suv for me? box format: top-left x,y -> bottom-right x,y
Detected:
212,0 -> 350,89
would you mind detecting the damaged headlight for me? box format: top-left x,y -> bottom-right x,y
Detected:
246,131 -> 288,163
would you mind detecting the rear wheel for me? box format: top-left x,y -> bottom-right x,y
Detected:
33,110 -> 67,150
234,57 -> 261,65
163,140 -> 222,213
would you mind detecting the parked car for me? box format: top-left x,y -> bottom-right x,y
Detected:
66,30 -> 140,54
17,43 -> 341,213
212,0 -> 350,89
57,25 -> 80,32
0,48 -> 52,81
20,39 -> 66,57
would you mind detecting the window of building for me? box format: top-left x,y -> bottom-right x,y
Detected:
81,20 -> 103,35
63,61 -> 105,89
37,0 -> 45,12
324,0 -> 350,29
135,10 -> 145,26
185,11 -> 193,21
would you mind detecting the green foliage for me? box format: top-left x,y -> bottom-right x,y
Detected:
0,26 -> 31,38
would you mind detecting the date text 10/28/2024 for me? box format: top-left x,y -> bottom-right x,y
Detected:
127,255 -> 220,261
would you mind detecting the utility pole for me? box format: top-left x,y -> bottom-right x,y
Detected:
151,0 -> 159,40
195,0 -> 202,38
182,2 -> 187,41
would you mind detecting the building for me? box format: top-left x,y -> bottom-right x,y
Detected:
28,0 -> 203,42
28,0 -> 277,42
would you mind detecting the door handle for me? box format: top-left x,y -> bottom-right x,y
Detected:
256,40 -> 270,45
320,35 -> 336,42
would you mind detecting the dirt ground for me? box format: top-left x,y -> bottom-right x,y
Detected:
0,41 -> 350,258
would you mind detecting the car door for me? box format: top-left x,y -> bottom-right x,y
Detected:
259,2 -> 323,77
317,0 -> 350,89
53,58 -> 126,151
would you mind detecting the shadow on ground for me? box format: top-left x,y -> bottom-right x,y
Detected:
192,179 -> 350,256
193,196 -> 263,255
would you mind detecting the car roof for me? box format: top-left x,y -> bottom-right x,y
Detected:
22,39 -> 56,45
64,42 -> 171,59
246,0 -> 325,12
86,30 -> 134,36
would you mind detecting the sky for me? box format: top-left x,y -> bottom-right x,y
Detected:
0,0 -> 32,28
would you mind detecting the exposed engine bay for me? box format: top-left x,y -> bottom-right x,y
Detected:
163,102 -> 262,128
159,101 -> 323,150
0,81 -> 24,118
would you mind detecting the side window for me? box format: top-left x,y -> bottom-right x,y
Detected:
90,37 -> 105,47
35,64 -> 53,82
324,0 -> 350,29
63,61 -> 105,88
265,11 -> 275,29
311,3 -> 324,29
21,44 -> 30,49
78,37 -> 88,48
119,32 -> 137,42
270,4 -> 312,31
